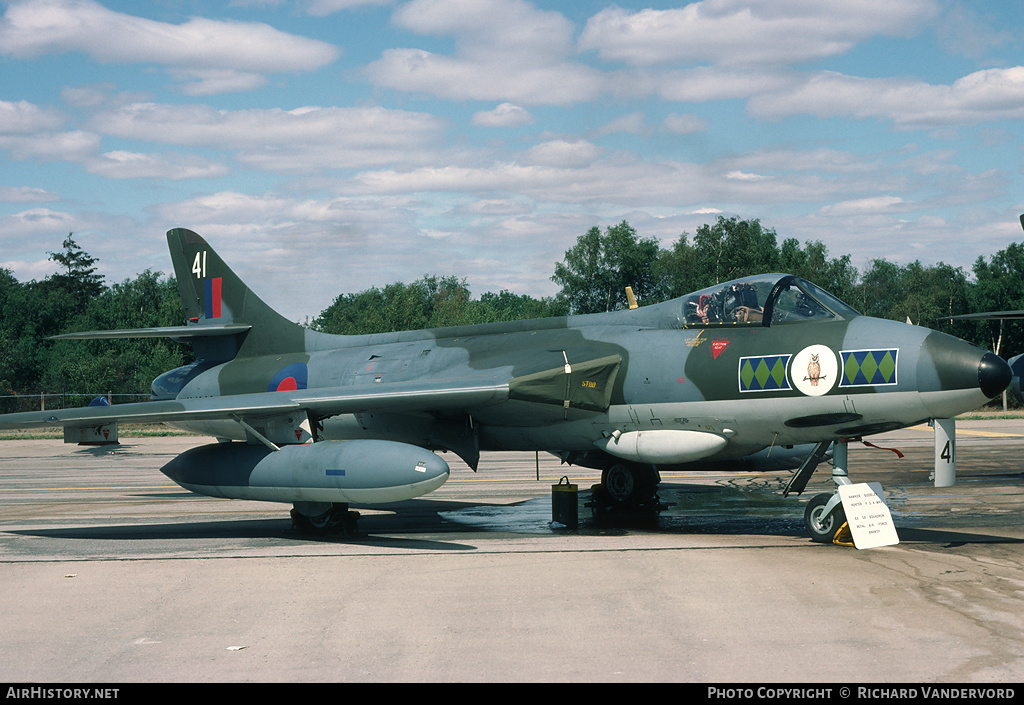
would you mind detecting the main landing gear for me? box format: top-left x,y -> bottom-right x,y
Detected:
589,462 -> 665,520
290,501 -> 360,536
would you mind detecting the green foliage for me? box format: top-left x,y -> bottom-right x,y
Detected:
313,275 -> 567,334
654,217 -> 836,300
854,260 -> 971,334
313,276 -> 461,334
62,270 -> 188,396
43,233 -> 105,311
970,243 -> 1024,356
778,239 -> 858,306
552,221 -> 661,314
0,236 -> 186,407
477,290 -> 568,323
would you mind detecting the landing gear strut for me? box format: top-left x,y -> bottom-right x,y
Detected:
790,440 -> 853,544
290,501 -> 360,536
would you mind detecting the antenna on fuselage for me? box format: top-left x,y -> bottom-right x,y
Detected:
625,286 -> 638,310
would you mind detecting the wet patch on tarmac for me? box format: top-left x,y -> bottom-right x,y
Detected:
439,483 -> 811,537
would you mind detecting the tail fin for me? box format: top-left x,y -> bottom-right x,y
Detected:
167,228 -> 306,360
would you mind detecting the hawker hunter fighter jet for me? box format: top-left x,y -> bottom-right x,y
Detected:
0,229 -> 1011,539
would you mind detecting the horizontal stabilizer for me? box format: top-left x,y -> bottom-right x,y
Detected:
50,324 -> 252,341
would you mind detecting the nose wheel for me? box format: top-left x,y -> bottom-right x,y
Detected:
804,492 -> 847,543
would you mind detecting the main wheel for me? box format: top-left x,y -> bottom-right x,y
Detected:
804,492 -> 846,543
291,502 -> 359,536
602,463 -> 636,505
599,463 -> 659,509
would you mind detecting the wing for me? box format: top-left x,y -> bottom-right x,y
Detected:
0,352 -> 622,431
0,377 -> 511,431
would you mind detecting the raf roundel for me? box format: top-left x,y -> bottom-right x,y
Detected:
268,363 -> 308,393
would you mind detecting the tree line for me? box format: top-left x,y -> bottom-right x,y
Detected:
0,236 -> 187,412
4,218 -> 1024,411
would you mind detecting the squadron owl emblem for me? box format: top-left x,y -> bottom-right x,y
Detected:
806,354 -> 823,387
792,345 -> 837,397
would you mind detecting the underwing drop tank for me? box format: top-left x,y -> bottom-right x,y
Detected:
160,439 -> 450,504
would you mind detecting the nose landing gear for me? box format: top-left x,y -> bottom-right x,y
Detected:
787,440 -> 855,544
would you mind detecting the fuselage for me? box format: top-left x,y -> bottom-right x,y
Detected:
162,274 -> 1007,471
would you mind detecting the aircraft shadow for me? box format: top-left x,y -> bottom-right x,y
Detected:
9,486 -> 1018,548
9,519 -> 480,551
894,528 -> 1024,546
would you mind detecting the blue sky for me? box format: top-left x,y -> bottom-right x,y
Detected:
1,0 -> 1022,322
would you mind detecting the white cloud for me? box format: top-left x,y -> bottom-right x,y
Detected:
85,151 -> 230,180
453,199 -> 532,216
0,207 -> 77,237
748,67 -> 1024,127
0,130 -> 100,161
393,0 -> 571,59
524,140 -> 601,168
303,0 -> 396,16
593,113 -> 647,136
662,113 -> 707,135
0,99 -> 64,133
364,0 -> 604,105
578,0 -> 936,67
171,69 -> 269,96
934,3 -> 1014,60
472,103 -> 534,128
0,185 -> 59,203
818,196 -> 907,216
89,102 -> 447,171
725,170 -> 767,181
655,67 -> 799,103
0,0 -> 339,93
366,47 -> 603,105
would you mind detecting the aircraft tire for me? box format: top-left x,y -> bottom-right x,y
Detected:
602,463 -> 635,505
600,463 -> 657,507
804,493 -> 845,544
290,503 -> 359,536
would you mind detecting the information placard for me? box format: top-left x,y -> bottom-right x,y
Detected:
838,482 -> 899,549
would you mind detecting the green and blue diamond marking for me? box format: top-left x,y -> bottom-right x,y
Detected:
840,349 -> 898,387
739,354 -> 792,392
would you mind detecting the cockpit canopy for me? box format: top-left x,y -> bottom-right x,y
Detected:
682,274 -> 859,328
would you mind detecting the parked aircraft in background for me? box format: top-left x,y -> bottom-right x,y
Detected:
0,229 -> 1011,540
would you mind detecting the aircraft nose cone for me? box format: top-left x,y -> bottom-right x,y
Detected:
979,352 -> 1012,399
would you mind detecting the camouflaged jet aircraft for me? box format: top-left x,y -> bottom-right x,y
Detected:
0,229 -> 1012,540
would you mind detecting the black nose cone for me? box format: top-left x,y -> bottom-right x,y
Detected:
979,353 -> 1012,398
